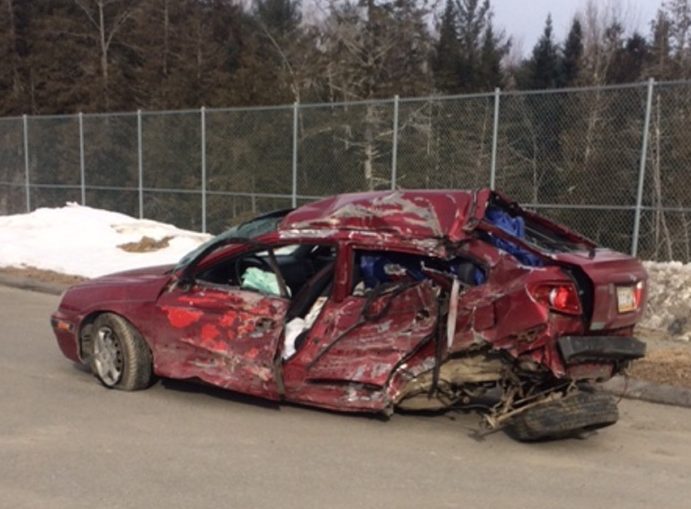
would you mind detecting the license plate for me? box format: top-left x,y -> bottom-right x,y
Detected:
616,286 -> 636,313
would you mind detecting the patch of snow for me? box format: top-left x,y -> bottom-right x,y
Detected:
640,261 -> 691,342
0,203 -> 211,278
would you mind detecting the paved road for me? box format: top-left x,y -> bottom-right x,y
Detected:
1,285 -> 690,509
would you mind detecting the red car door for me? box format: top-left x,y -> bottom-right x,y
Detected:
155,283 -> 289,400
305,280 -> 439,386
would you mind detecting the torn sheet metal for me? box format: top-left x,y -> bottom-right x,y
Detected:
154,286 -> 289,399
306,281 -> 438,386
280,190 -> 489,241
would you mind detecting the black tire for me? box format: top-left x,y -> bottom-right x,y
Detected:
505,391 -> 619,442
89,313 -> 153,391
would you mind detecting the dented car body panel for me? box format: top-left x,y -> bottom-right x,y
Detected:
52,188 -> 647,421
154,287 -> 289,398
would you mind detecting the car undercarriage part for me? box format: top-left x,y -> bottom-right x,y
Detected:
503,390 -> 619,441
395,352 -> 505,411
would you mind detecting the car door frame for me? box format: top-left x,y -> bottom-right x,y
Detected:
155,239 -> 294,399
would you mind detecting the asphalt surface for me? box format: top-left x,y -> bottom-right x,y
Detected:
2,286 -> 691,509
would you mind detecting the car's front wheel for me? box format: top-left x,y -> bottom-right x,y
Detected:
89,313 -> 153,391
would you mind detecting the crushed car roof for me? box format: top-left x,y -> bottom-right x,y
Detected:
280,189 -> 492,241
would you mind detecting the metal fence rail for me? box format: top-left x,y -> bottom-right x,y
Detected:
1,79 -> 690,261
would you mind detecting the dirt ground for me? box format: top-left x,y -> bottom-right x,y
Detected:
630,327 -> 691,389
1,267 -> 689,389
0,266 -> 87,286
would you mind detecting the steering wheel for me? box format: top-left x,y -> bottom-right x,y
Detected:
234,254 -> 273,285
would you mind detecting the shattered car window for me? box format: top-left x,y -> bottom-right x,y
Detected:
352,250 -> 486,295
483,203 -> 589,264
175,210 -> 291,270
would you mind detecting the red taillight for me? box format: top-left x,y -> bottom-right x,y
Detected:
529,283 -> 582,315
633,280 -> 645,309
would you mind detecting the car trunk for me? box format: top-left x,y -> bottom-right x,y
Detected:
480,195 -> 648,332
553,250 -> 647,331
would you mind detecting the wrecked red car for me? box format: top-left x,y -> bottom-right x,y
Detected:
51,189 -> 646,440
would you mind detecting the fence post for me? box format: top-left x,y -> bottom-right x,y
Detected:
291,101 -> 299,208
78,112 -> 86,205
489,87 -> 500,190
137,109 -> 144,220
632,78 -> 655,257
22,114 -> 30,212
200,106 -> 207,233
391,94 -> 399,190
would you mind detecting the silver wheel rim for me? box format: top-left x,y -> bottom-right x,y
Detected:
93,326 -> 123,386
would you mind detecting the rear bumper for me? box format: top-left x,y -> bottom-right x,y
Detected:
557,336 -> 646,365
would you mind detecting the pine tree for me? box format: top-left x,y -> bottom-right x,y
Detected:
525,14 -> 560,89
456,0 -> 490,90
432,0 -> 507,92
255,0 -> 301,36
559,18 -> 583,87
608,32 -> 648,83
433,0 -> 462,93
478,19 -> 507,89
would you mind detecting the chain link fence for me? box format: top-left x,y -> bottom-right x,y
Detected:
1,79 -> 690,261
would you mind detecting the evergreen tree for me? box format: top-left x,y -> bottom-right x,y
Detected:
456,0 -> 490,90
478,19 -> 507,89
525,14 -> 560,89
559,18 -> 583,86
432,0 -> 507,92
433,0 -> 462,93
608,32 -> 648,83
255,0 -> 301,35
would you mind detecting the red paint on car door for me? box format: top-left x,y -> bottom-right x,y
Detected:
155,283 -> 289,399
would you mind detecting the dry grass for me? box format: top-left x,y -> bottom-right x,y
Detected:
0,266 -> 87,286
117,236 -> 173,253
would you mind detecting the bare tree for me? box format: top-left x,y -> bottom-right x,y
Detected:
307,1 -> 433,190
73,0 -> 139,109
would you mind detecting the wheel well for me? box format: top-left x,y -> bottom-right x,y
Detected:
79,309 -> 146,362
78,311 -> 154,365
77,311 -> 103,361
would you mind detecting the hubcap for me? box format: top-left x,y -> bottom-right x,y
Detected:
93,326 -> 123,386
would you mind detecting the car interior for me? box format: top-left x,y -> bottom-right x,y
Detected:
196,243 -> 337,321
350,249 -> 486,294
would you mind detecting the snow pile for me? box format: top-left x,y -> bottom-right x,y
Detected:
640,261 -> 691,341
0,203 -> 211,278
